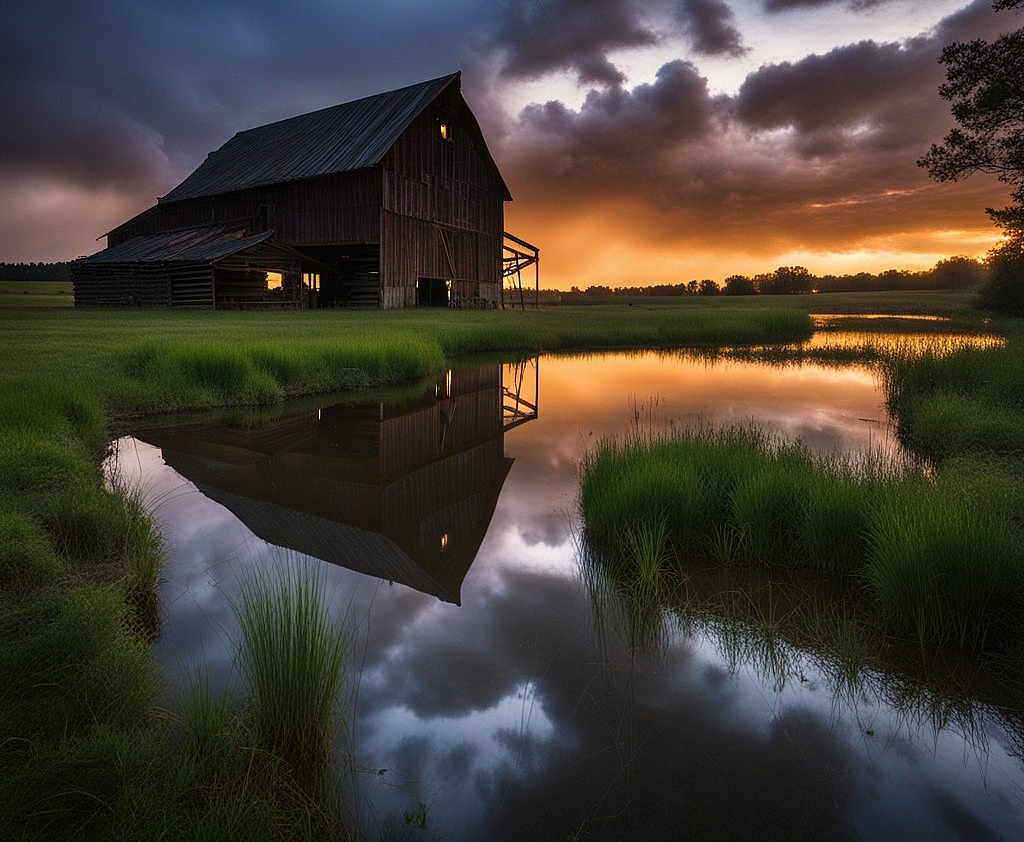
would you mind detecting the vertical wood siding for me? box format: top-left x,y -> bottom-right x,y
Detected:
378,85 -> 505,307
109,170 -> 383,247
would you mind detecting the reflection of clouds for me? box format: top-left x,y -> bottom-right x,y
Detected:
513,352 -> 891,465
927,787 -> 1004,842
360,569 -> 580,720
517,514 -> 569,549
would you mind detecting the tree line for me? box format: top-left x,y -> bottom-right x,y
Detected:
565,256 -> 987,298
0,262 -> 74,281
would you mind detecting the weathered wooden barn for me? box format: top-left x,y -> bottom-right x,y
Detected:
74,72 -> 531,309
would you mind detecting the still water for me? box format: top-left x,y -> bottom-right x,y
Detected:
112,346 -> 1024,840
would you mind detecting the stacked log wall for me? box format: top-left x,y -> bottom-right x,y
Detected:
73,263 -> 211,307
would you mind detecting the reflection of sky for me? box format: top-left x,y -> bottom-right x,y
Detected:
112,351 -> 1024,841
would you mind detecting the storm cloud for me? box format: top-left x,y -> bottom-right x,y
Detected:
676,0 -> 747,56
496,0 -> 1013,282
485,0 -> 664,85
762,0 -> 893,11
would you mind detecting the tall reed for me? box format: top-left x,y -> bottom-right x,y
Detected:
237,560 -> 346,772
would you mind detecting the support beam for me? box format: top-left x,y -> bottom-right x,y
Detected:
502,232 -> 539,310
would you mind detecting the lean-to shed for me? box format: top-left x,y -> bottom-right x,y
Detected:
73,72 -> 514,309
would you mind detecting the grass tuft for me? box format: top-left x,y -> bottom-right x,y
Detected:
237,560 -> 347,771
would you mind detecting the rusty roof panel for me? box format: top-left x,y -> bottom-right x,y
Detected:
160,73 -> 459,204
80,225 -> 274,263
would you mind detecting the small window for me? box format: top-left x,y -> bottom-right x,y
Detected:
439,122 -> 451,142
266,271 -> 283,291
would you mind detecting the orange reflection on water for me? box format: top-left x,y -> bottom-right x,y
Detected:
515,351 -> 891,464
802,330 -> 1005,354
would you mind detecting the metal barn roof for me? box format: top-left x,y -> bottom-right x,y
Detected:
160,73 -> 461,204
79,224 -> 274,263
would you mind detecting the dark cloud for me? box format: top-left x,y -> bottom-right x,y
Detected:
485,0 -> 664,85
516,59 -> 719,177
735,40 -> 930,134
676,0 -> 748,56
763,0 -> 891,11
484,0 -> 748,85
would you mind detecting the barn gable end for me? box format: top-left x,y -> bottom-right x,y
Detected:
74,73 -> 519,310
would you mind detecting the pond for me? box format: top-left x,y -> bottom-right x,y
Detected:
111,341 -> 1024,840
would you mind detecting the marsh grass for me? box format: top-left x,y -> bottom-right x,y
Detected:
623,517 -> 673,601
866,488 -> 1024,648
180,311 -> 801,408
237,561 -> 347,775
580,424 -> 1024,651
884,341 -> 1024,459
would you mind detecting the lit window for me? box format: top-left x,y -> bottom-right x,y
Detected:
440,533 -> 449,551
266,271 -> 283,290
440,122 -> 450,141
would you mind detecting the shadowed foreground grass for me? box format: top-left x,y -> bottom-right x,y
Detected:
173,561 -> 353,840
238,562 -> 347,774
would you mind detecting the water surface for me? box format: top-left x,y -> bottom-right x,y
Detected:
113,347 -> 1024,840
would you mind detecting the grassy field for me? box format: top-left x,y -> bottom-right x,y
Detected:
0,288 -> 1005,838
0,301 -> 817,414
0,280 -> 73,307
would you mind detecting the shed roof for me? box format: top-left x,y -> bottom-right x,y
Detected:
160,72 -> 478,204
79,224 -> 274,264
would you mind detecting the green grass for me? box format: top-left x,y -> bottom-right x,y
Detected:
0,280 -> 73,307
238,561 -> 347,771
865,479 -> 1022,648
0,304 -> 814,414
580,426 -> 1024,652
884,338 -> 1024,459
160,565 -> 355,841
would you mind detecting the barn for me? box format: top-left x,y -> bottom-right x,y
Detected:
73,72 -> 537,309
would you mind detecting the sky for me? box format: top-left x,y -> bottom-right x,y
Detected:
2,0 -> 1021,287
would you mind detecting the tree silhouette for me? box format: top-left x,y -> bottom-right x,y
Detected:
919,1 -> 1024,311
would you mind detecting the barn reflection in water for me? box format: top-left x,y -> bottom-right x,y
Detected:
134,360 -> 538,604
